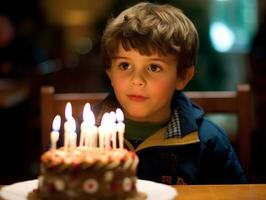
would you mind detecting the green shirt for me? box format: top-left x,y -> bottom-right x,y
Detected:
125,118 -> 169,142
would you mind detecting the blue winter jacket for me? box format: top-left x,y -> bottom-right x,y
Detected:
93,91 -> 247,185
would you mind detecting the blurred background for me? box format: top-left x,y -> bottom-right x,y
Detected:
0,0 -> 265,184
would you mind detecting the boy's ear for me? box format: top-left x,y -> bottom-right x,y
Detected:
175,66 -> 195,90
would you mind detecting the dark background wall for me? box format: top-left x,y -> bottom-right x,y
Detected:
0,0 -> 265,184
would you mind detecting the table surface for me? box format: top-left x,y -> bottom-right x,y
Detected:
0,183 -> 266,200
172,184 -> 266,200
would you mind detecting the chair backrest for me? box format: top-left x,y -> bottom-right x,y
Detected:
41,84 -> 252,176
186,84 -> 252,177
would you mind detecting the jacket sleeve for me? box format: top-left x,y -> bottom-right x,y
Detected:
197,119 -> 247,184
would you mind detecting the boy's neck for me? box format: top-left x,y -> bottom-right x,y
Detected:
125,117 -> 169,141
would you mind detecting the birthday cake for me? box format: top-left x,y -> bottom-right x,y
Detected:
29,105 -> 146,199
34,147 -> 144,200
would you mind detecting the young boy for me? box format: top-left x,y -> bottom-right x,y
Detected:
96,2 -> 246,184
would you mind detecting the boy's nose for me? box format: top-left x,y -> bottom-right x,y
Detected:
131,72 -> 145,87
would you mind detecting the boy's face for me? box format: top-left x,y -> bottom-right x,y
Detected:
106,44 -> 192,122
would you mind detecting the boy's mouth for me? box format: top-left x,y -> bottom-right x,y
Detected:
127,94 -> 149,102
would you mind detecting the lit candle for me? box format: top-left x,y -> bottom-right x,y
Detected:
104,113 -> 112,150
116,108 -> 125,149
64,102 -> 72,151
80,103 -> 91,147
80,103 -> 98,148
68,118 -> 77,150
98,113 -> 109,150
50,115 -> 61,150
109,111 -> 117,149
87,110 -> 98,148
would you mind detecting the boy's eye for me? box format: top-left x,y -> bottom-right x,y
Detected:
147,64 -> 161,72
118,62 -> 131,70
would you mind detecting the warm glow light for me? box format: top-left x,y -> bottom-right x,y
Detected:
109,111 -> 116,123
80,103 -> 97,148
116,108 -> 125,149
65,102 -> 72,120
51,115 -> 61,150
83,103 -> 91,121
83,103 -> 95,125
101,113 -> 109,126
116,108 -> 124,122
52,115 -> 61,131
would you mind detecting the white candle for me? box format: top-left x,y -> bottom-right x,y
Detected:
80,103 -> 91,147
80,103 -> 98,148
104,113 -> 112,150
64,102 -> 72,151
50,115 -> 61,150
87,110 -> 98,148
116,108 -> 125,149
98,125 -> 104,150
69,132 -> 77,149
68,117 -> 77,150
80,120 -> 87,147
99,113 -> 109,150
109,111 -> 117,149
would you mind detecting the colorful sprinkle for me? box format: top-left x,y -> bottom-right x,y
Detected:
122,177 -> 132,191
83,179 -> 99,193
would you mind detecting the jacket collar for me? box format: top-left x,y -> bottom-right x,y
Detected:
94,91 -> 203,150
125,126 -> 200,152
167,91 -> 204,138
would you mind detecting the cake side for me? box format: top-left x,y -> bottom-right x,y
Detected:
37,147 -> 140,199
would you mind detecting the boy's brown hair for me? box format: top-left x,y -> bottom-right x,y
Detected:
101,2 -> 199,79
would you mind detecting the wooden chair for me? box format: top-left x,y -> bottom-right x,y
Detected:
41,84 -> 252,177
185,84 -> 252,178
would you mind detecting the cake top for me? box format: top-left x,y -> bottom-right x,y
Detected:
41,147 -> 138,172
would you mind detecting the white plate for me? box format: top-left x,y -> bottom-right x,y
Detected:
0,179 -> 177,200
138,179 -> 177,200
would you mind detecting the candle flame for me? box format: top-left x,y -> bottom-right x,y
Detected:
83,103 -> 91,121
116,108 -> 124,122
109,111 -> 116,123
52,115 -> 61,131
83,103 -> 91,122
101,113 -> 109,126
65,102 -> 72,120
83,103 -> 96,125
